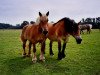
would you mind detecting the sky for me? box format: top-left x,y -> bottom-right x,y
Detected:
0,0 -> 100,25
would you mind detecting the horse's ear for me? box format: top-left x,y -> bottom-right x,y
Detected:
39,12 -> 42,16
46,11 -> 49,16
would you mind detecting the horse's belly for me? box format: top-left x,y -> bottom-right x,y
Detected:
48,36 -> 58,41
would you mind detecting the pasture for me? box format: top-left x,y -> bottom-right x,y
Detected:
0,29 -> 100,75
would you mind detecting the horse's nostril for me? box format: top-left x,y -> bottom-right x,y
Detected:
43,31 -> 48,35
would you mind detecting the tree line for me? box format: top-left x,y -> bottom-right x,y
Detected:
0,21 -> 34,29
0,17 -> 100,29
80,17 -> 100,29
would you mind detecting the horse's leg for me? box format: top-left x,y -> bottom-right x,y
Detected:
58,39 -> 62,60
87,29 -> 89,34
39,42 -> 45,62
82,30 -> 84,34
22,40 -> 27,57
89,30 -> 90,34
32,44 -> 37,63
49,41 -> 54,56
27,41 -> 32,57
87,27 -> 90,34
90,29 -> 92,33
89,28 -> 91,34
62,41 -> 67,58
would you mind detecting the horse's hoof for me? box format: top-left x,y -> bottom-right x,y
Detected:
39,59 -> 45,62
50,53 -> 54,56
58,53 -> 62,60
50,52 -> 54,55
39,56 -> 45,62
27,54 -> 31,57
22,54 -> 27,58
57,55 -> 62,60
50,55 -> 53,58
26,55 -> 29,57
32,60 -> 37,63
22,52 -> 26,56
32,58 -> 37,63
62,54 -> 66,58
57,57 -> 62,60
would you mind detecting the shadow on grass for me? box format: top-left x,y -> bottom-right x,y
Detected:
6,56 -> 32,75
42,56 -> 70,74
6,55 -> 70,75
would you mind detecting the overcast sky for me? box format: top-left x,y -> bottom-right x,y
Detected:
0,0 -> 100,25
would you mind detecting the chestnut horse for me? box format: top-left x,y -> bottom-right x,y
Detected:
79,24 -> 92,34
21,11 -> 49,63
47,17 -> 82,60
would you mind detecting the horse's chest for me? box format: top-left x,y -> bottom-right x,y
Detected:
33,35 -> 46,43
37,36 -> 44,42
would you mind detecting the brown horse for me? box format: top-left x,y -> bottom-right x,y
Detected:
21,11 -> 49,63
47,17 -> 82,60
79,24 -> 92,34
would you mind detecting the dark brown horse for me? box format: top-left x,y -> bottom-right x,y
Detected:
21,21 -> 29,28
47,17 -> 82,60
21,11 -> 49,63
79,24 -> 92,34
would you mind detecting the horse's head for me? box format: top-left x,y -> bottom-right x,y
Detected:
66,19 -> 82,44
36,11 -> 49,35
71,22 -> 82,44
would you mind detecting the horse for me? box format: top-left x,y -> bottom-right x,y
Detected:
21,11 -> 49,63
21,21 -> 29,28
47,17 -> 82,60
79,24 -> 92,34
30,21 -> 35,24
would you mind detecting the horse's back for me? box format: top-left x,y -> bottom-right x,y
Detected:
24,25 -> 38,40
47,22 -> 66,41
21,24 -> 36,41
79,24 -> 92,30
79,25 -> 85,30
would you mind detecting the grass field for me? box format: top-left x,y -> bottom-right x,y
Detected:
0,29 -> 100,75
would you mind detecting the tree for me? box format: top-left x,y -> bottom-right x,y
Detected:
0,23 -> 12,29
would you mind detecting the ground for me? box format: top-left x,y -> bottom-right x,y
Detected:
0,29 -> 100,75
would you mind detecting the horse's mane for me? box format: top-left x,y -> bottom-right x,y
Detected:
36,17 -> 40,25
53,17 -> 67,26
53,17 -> 78,32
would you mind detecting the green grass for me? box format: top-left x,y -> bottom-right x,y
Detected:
0,29 -> 100,75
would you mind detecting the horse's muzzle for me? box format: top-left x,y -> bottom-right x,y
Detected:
43,30 -> 48,35
75,36 -> 82,44
76,38 -> 82,44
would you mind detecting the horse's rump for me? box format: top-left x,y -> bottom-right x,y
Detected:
21,25 -> 29,41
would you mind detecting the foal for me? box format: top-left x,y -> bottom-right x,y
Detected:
47,17 -> 82,60
21,11 -> 49,63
